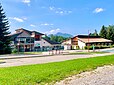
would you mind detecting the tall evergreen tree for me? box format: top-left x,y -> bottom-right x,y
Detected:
107,25 -> 114,42
94,29 -> 98,36
0,3 -> 11,54
99,25 -> 107,39
89,29 -> 98,36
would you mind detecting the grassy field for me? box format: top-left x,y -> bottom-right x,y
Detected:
0,55 -> 114,85
67,51 -> 106,55
12,52 -> 42,55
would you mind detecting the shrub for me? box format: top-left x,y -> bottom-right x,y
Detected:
12,48 -> 18,53
84,45 -> 112,50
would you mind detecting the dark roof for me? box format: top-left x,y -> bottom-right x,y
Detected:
75,35 -> 101,38
32,31 -> 44,35
9,32 -> 23,40
15,28 -> 44,35
23,29 -> 32,35
15,28 -> 32,35
42,38 -> 61,45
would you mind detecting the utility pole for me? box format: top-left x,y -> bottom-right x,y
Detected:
88,30 -> 90,52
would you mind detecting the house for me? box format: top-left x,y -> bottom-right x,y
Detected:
62,35 -> 113,50
62,39 -> 72,50
9,28 -> 61,52
35,38 -> 61,51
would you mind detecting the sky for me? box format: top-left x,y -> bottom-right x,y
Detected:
1,0 -> 114,36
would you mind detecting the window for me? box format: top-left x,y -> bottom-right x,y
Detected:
31,38 -> 34,43
26,38 -> 30,43
35,35 -> 41,41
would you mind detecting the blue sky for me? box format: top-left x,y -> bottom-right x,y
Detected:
1,0 -> 114,35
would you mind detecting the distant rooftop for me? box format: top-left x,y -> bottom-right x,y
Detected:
78,38 -> 113,43
75,35 -> 101,38
42,38 -> 61,45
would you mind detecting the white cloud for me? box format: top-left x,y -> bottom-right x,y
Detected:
9,17 -> 27,22
45,28 -> 60,35
14,17 -> 24,22
49,7 -> 55,11
68,11 -> 72,13
49,6 -> 72,15
22,0 -> 31,6
30,24 -> 36,27
93,8 -> 104,13
23,17 -> 27,20
41,23 -> 53,26
22,0 -> 30,4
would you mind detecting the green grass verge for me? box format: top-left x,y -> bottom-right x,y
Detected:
12,52 -> 42,55
67,51 -> 106,55
0,55 -> 114,85
23,52 -> 42,55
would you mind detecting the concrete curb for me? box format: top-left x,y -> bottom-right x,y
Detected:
0,54 -> 53,60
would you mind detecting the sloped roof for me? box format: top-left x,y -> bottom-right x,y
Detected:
8,32 -> 23,40
15,28 -> 32,35
9,28 -> 44,40
15,28 -> 44,35
42,38 -> 61,45
32,31 -> 44,35
74,35 -> 100,38
22,28 -> 32,35
78,38 -> 113,43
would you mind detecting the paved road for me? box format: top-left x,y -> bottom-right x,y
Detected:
0,54 -> 91,67
0,53 -> 113,67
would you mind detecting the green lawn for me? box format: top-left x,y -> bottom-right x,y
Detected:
23,52 -> 42,55
13,52 -> 42,55
67,51 -> 107,55
0,55 -> 114,85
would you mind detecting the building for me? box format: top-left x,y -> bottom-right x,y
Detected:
62,35 -> 113,50
35,38 -> 61,51
62,38 -> 72,50
9,28 -> 61,52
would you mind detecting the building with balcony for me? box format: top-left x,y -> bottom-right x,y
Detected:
9,28 -> 61,52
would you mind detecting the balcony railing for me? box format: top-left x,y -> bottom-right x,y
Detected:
15,37 -> 34,45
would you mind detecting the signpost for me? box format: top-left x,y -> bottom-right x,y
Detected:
93,44 -> 95,52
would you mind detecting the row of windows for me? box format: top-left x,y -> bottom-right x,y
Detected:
86,43 -> 112,46
15,37 -> 34,43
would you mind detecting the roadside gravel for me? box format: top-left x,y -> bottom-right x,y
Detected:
55,65 -> 114,85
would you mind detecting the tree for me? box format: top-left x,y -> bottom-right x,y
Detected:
99,25 -> 107,39
94,29 -> 98,36
45,34 -> 69,43
0,3 -> 11,54
89,29 -> 98,36
44,34 -> 50,40
50,34 -> 57,42
106,25 -> 114,42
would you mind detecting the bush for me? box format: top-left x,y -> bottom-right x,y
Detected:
5,47 -> 12,54
84,45 -> 112,50
12,48 -> 18,53
84,46 -> 93,50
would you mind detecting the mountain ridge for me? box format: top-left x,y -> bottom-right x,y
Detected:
54,32 -> 73,38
